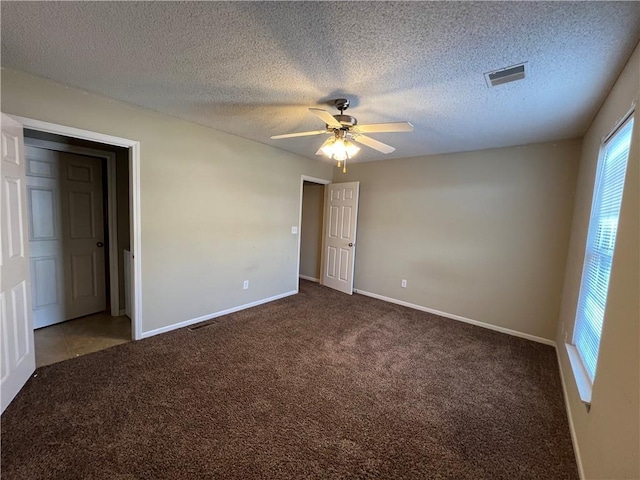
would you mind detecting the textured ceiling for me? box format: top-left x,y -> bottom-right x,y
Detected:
2,1 -> 640,162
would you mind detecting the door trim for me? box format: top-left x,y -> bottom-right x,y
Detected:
24,138 -> 120,318
11,116 -> 143,340
297,175 -> 331,292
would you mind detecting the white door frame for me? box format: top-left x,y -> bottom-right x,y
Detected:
297,175 -> 331,291
11,115 -> 143,341
24,138 -> 121,318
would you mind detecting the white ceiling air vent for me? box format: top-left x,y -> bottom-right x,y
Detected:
484,62 -> 528,87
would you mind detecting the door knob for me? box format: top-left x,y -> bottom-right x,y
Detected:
348,243 -> 354,247
97,242 -> 104,248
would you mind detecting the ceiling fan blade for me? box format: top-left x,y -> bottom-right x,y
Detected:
315,138 -> 333,156
270,130 -> 327,140
356,122 -> 414,133
353,135 -> 396,154
309,108 -> 342,129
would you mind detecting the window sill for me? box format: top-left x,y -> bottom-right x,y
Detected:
565,344 -> 593,411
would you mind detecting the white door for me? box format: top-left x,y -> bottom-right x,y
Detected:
62,152 -> 106,320
1,113 -> 35,414
25,146 -> 65,328
322,182 -> 359,294
25,147 -> 106,328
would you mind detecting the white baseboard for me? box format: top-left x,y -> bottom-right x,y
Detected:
299,275 -> 320,283
140,290 -> 297,339
354,289 -> 556,346
556,348 -> 585,480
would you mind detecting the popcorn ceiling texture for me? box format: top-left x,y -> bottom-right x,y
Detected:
1,1 -> 639,162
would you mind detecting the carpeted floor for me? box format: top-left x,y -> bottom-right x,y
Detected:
1,280 -> 578,479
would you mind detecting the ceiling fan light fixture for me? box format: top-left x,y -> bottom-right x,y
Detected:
321,137 -> 360,162
320,138 -> 337,158
345,141 -> 360,158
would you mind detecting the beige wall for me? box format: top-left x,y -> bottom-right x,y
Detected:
300,182 -> 324,280
556,43 -> 639,479
339,139 -> 581,341
1,69 -> 333,335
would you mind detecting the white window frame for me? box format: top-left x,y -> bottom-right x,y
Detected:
566,111 -> 634,407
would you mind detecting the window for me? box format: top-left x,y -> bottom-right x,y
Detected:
568,114 -> 634,402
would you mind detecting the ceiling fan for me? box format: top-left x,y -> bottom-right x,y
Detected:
270,99 -> 413,172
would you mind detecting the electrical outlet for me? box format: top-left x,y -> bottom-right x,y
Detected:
401,279 -> 407,288
243,280 -> 249,290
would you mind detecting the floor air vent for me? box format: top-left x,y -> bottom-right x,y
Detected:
485,62 -> 527,87
189,319 -> 220,331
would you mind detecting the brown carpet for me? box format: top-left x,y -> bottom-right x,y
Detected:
1,280 -> 578,479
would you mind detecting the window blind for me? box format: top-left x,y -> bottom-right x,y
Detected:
573,115 -> 634,382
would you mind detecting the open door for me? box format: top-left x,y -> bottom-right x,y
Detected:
1,113 -> 35,414
322,181 -> 359,294
25,146 -> 107,328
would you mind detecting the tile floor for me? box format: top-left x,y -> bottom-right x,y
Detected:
34,312 -> 131,368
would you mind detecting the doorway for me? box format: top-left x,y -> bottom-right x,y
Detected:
297,176 -> 330,289
297,176 -> 361,295
1,114 -> 142,412
299,180 -> 327,283
24,131 -> 132,366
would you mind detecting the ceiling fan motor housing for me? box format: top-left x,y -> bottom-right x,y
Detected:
333,114 -> 358,128
329,98 -> 357,129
